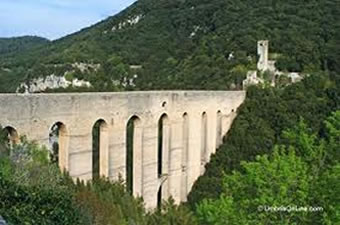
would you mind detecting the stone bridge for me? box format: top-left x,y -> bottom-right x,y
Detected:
0,91 -> 246,208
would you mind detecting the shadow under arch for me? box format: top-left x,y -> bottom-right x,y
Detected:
3,126 -> 19,145
126,115 -> 142,195
92,119 -> 109,179
157,113 -> 170,207
49,122 -> 69,171
2,126 -> 19,155
216,110 -> 223,147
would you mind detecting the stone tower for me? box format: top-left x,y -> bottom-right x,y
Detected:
257,40 -> 269,71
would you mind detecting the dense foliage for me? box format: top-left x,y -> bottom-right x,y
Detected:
196,113 -> 340,224
0,36 -> 49,56
0,0 -> 339,92
0,134 -> 197,225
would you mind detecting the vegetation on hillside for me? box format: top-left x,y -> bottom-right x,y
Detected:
0,36 -> 49,56
196,113 -> 340,224
0,0 -> 339,92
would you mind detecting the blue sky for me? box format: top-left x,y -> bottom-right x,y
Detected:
0,0 -> 137,40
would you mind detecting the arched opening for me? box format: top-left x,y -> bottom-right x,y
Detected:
49,122 -> 68,170
92,119 -> 109,180
158,116 -> 163,177
126,116 -> 142,194
157,113 -> 170,202
216,111 -> 223,147
2,126 -> 19,155
157,186 -> 162,209
181,113 -> 189,201
201,112 -> 208,174
158,114 -> 170,178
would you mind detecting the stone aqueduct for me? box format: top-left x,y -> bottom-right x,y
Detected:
0,91 -> 246,208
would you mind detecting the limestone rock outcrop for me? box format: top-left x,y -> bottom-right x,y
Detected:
16,74 -> 91,93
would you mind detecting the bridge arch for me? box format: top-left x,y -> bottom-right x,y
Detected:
2,126 -> 19,153
157,113 -> 170,206
49,122 -> 69,171
92,119 -> 109,179
216,110 -> 223,147
126,115 -> 142,195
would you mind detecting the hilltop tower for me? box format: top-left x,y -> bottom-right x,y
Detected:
257,40 -> 269,71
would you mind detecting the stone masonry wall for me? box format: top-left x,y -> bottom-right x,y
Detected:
0,91 -> 246,208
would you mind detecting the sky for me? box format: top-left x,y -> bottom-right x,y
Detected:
0,0 -> 137,40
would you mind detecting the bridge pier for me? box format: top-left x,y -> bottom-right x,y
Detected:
168,114 -> 184,204
141,118 -> 159,208
68,129 -> 93,180
186,112 -> 203,192
110,121 -> 126,180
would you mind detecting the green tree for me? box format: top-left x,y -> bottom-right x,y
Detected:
196,114 -> 340,225
315,164 -> 340,224
148,198 -> 198,225
0,138 -> 83,225
74,178 -> 147,225
323,111 -> 340,164
196,147 -> 312,225
0,126 -> 8,156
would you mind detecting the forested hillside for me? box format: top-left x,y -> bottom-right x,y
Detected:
0,36 -> 49,56
0,0 -> 339,92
